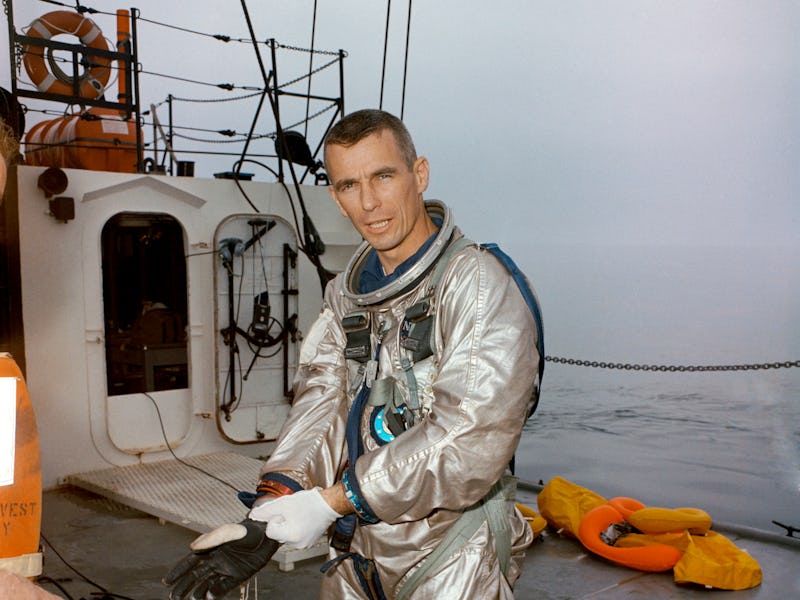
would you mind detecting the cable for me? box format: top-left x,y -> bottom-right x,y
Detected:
184,249 -> 219,258
230,157 -> 282,212
401,0 -> 413,119
229,158 -> 313,268
379,0 -> 392,109
34,575 -> 75,600
23,107 -> 278,142
138,69 -> 252,90
143,392 -> 239,492
304,0 -> 318,139
134,14 -> 239,43
39,533 -> 136,600
219,251 -> 252,419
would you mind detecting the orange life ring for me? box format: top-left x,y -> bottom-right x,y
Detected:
608,496 -> 646,520
628,506 -> 712,535
22,11 -> 111,99
577,502 -> 682,572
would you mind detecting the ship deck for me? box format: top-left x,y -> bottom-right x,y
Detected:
31,452 -> 800,599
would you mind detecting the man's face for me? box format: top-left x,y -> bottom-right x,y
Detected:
326,129 -> 432,274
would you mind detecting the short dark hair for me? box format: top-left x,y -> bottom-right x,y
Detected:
324,109 -> 417,170
0,118 -> 20,166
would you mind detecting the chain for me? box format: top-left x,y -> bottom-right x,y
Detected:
171,131 -> 272,144
165,56 -> 338,102
277,56 -> 340,89
277,43 -> 343,57
13,41 -> 22,74
275,101 -> 338,133
545,356 -> 800,373
169,102 -> 336,145
170,90 -> 266,104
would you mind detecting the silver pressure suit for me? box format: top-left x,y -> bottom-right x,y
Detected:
261,201 -> 538,599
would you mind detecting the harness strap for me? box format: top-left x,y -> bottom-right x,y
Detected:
482,243 -> 545,406
395,476 -> 516,600
321,552 -> 389,600
399,236 -> 473,415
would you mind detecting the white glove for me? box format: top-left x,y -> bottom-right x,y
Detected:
248,487 -> 342,549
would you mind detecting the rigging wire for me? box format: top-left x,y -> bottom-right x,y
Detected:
25,101 -> 336,142
237,0 -> 333,294
401,0 -> 413,119
379,0 -> 392,109
37,0 -> 246,42
305,0 -> 318,139
30,1 -> 342,54
138,69 -> 249,90
128,13 -> 238,43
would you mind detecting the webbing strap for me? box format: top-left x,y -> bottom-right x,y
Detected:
321,552 -> 388,600
395,477 -> 514,600
484,477 -> 514,575
482,243 -> 545,391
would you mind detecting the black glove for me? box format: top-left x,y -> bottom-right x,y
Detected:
164,518 -> 280,599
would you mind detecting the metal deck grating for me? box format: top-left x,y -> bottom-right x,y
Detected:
66,451 -> 330,570
65,452 -> 259,533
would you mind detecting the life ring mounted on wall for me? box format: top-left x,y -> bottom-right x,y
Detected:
22,11 -> 112,99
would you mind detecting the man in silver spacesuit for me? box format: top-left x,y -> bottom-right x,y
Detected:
166,109 -> 540,600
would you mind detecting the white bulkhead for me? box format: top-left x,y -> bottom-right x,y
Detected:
13,165 -> 359,488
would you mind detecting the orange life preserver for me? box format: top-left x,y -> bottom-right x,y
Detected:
577,499 -> 683,572
22,11 -> 111,99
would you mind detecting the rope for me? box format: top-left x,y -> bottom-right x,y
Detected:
545,356 -> 800,372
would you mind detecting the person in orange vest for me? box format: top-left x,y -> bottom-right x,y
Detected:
0,118 -> 59,600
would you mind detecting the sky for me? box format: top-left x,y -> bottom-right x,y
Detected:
3,0 -> 799,251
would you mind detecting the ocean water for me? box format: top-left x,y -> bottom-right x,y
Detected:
509,244 -> 799,532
